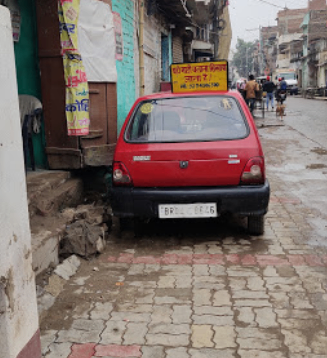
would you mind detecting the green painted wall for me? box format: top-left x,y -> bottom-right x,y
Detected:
14,0 -> 46,168
111,0 -> 136,134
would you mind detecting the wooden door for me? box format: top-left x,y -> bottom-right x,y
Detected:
35,0 -> 117,169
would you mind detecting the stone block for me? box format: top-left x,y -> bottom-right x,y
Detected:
148,323 -> 191,335
172,305 -> 192,324
123,322 -> 148,345
146,333 -> 190,347
213,326 -> 236,348
166,347 -> 190,358
189,348 -> 235,358
191,325 -> 214,348
213,290 -> 232,306
100,321 -> 127,345
141,346 -> 165,358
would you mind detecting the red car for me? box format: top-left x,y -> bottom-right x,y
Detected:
111,91 -> 270,235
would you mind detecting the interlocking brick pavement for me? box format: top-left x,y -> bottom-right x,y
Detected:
40,123 -> 327,358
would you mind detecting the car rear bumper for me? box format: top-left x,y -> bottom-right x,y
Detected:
110,180 -> 270,218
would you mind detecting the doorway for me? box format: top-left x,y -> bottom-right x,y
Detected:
161,34 -> 170,82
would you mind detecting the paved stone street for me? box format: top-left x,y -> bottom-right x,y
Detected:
40,98 -> 327,358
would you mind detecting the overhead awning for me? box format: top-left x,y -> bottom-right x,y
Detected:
192,39 -> 213,51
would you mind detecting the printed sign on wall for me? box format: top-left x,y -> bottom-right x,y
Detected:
58,0 -> 90,136
171,61 -> 228,93
3,0 -> 21,41
113,12 -> 123,61
11,9 -> 20,41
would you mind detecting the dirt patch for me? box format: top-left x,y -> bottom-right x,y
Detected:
306,164 -> 327,170
311,147 -> 327,155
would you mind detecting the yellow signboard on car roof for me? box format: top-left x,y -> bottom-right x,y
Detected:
170,61 -> 228,93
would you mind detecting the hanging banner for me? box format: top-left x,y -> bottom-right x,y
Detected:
113,12 -> 123,61
171,61 -> 229,93
58,0 -> 90,136
78,0 -> 117,82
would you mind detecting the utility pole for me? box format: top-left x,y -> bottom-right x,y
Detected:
259,26 -> 264,75
246,47 -> 249,77
213,0 -> 220,60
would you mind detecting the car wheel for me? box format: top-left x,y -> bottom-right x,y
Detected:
248,215 -> 264,236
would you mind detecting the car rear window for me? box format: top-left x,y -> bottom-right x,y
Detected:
125,96 -> 248,143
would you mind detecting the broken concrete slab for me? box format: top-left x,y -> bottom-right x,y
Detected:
54,255 -> 81,280
44,275 -> 66,297
32,230 -> 60,276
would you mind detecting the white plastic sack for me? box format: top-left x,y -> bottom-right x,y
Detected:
78,0 -> 117,82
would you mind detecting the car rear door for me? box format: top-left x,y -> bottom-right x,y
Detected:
120,140 -> 260,187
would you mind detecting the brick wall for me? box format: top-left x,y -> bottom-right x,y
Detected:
309,10 -> 327,41
111,0 -> 136,133
277,8 -> 307,35
308,0 -> 327,10
262,26 -> 278,40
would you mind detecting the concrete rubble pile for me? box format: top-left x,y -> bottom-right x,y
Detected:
37,203 -> 111,321
59,204 -> 111,259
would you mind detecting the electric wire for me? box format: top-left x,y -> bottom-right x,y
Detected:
252,0 -> 307,9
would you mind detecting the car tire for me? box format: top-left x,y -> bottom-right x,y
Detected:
248,215 -> 264,236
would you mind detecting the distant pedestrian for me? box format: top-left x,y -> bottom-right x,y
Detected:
276,77 -> 287,105
245,75 -> 259,114
263,76 -> 275,111
280,77 -> 287,91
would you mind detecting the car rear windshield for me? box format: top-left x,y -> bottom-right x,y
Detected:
125,96 -> 248,143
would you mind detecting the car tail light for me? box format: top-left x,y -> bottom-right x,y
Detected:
240,157 -> 265,185
113,162 -> 132,186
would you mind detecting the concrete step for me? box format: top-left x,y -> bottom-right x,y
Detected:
27,170 -> 71,218
32,178 -> 83,217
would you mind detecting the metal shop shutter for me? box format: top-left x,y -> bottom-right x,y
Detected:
173,36 -> 183,63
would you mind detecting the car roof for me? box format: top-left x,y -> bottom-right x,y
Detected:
136,90 -> 244,103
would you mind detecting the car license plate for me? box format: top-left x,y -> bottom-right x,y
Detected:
159,203 -> 217,219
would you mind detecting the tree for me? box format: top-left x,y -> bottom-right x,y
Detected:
232,38 -> 260,78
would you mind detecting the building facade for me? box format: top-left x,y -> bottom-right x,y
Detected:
276,8 -> 308,70
2,0 -> 231,171
302,8 -> 327,88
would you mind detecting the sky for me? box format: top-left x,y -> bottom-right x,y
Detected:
229,0 -> 309,51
